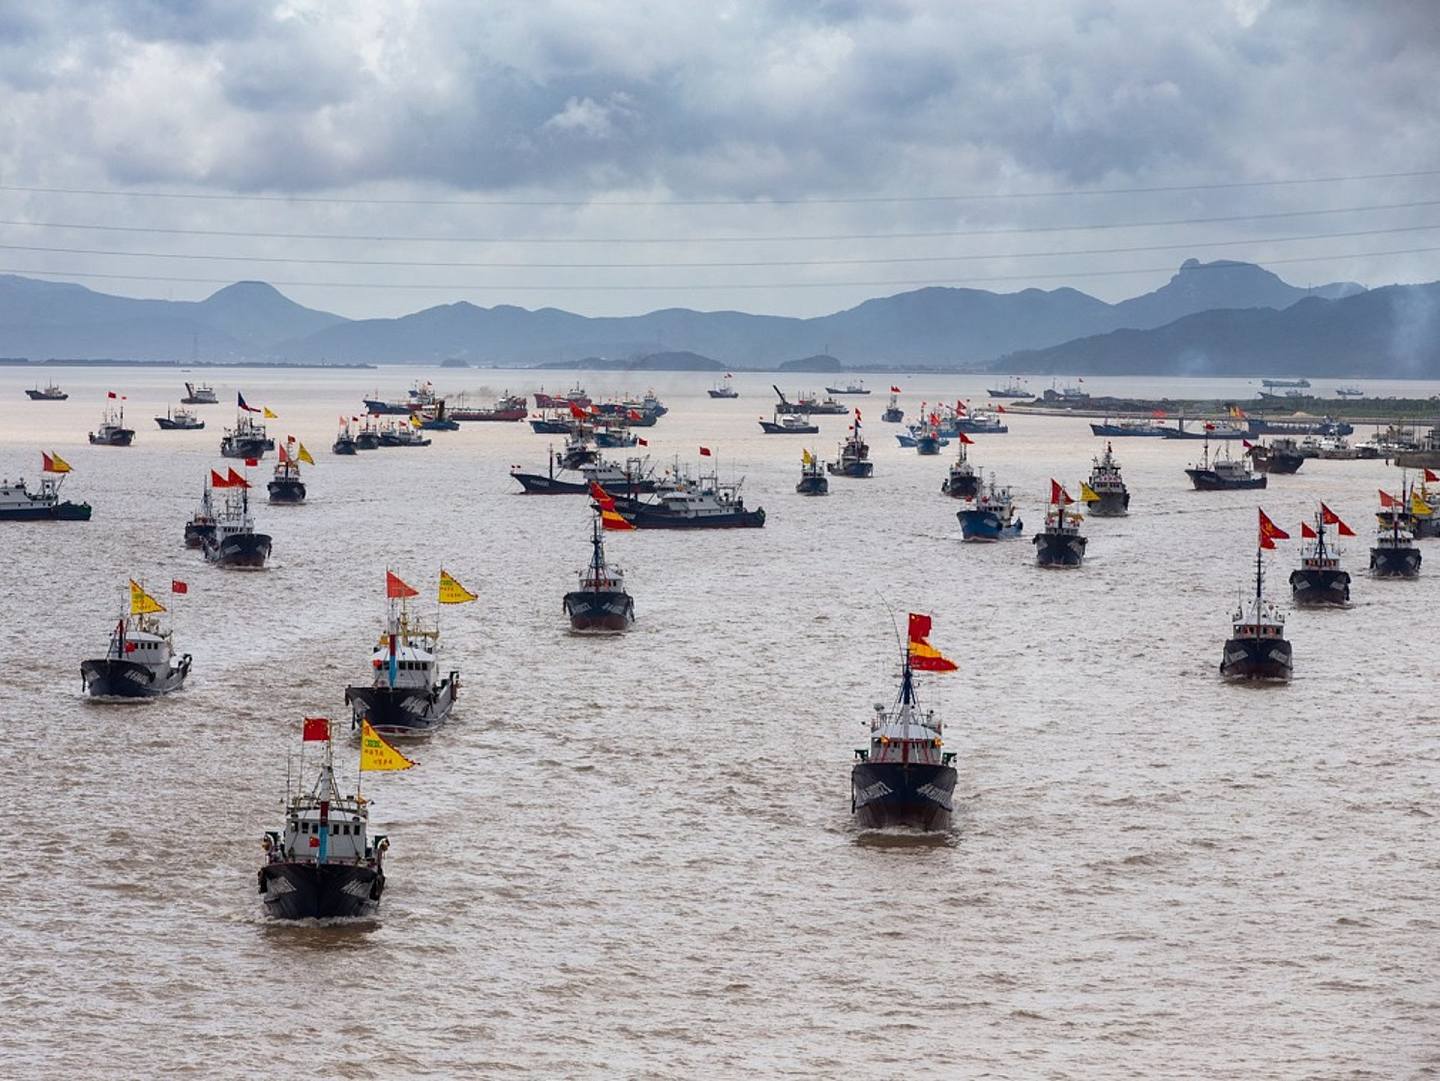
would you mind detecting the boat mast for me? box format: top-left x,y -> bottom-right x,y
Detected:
589,509 -> 605,589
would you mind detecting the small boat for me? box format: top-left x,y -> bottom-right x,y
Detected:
1220,529 -> 1293,681
378,421 -> 431,447
89,400 -> 136,447
882,386 -> 904,424
344,573 -> 460,736
80,582 -> 191,700
957,477 -> 1023,541
708,374 -> 739,399
1082,443 -> 1130,517
594,425 -> 638,448
808,394 -> 849,415
416,400 -> 460,431
1261,378 -> 1311,389
1089,418 -> 1172,437
1371,494 -> 1422,578
1033,481 -> 1087,567
219,410 -> 274,459
1186,437 -> 1266,491
954,410 -> 1008,434
914,422 -> 943,456
184,478 -> 217,548
181,381 -> 219,405
824,380 -> 869,395
851,614 -> 957,831
155,406 -> 204,430
563,510 -> 635,632
760,411 -> 820,434
201,470 -> 271,568
986,377 -> 1031,399
257,717 -> 392,920
25,382 -> 67,401
609,470 -> 765,529
267,440 -> 307,504
529,412 -> 575,434
940,434 -> 979,499
826,411 -> 873,478
449,393 -> 527,422
1245,437 -> 1305,475
332,417 -> 358,455
1290,505 -> 1353,607
355,418 -> 382,450
1335,386 -> 1364,398
796,450 -> 829,495
0,459 -> 91,521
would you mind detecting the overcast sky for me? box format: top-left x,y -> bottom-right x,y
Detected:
0,0 -> 1437,319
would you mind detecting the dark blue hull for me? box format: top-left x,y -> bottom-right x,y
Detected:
202,531 -> 272,568
1370,547 -> 1421,578
1289,567 -> 1351,606
1220,636 -> 1292,680
1034,531 -> 1087,566
0,501 -> 92,521
259,861 -> 383,919
941,473 -> 979,499
267,479 -> 306,504
564,589 -> 635,631
346,677 -> 459,736
851,761 -> 956,831
957,509 -> 1023,541
80,657 -> 191,699
796,475 -> 829,495
332,438 -> 358,455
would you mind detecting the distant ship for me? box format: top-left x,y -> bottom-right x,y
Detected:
416,400 -> 460,431
449,393 -> 527,421
1033,480 -> 1087,567
957,476 -> 1023,541
1261,378 -> 1311,389
355,418 -> 382,450
0,454 -> 90,520
181,381 -> 219,405
332,417 -> 358,455
1245,437 -> 1305,475
882,386 -> 904,423
1089,417 -> 1171,437
257,717 -> 397,920
796,449 -> 829,495
267,439 -> 308,504
759,412 -> 820,435
954,409 -> 1008,434
155,406 -> 204,430
1370,490 -> 1422,578
1221,511 -> 1292,680
1164,420 -> 1246,440
826,411 -> 873,477
25,382 -> 67,401
89,398 -> 135,447
850,614 -> 958,832
1290,504 -> 1353,607
940,433 -> 979,499
364,380 -> 438,415
80,581 -> 191,700
378,420 -> 431,447
607,461 -> 765,528
344,572 -> 460,736
986,376 -> 1031,399
533,384 -> 591,411
1334,386 -> 1364,398
1082,443 -> 1130,517
564,505 -> 635,632
511,449 -> 656,496
1186,437 -> 1266,490
708,374 -> 739,399
201,469 -> 271,568
825,380 -> 869,395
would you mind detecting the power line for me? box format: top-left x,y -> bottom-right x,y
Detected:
2,244 -> 1434,291
0,168 -> 1436,207
0,199 -> 1436,245
1,222 -> 1436,269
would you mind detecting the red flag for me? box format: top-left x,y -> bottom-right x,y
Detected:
107,391 -> 117,399
1378,489 -> 1398,509
225,468 -> 249,488
1426,468 -> 1440,483
277,444 -> 288,463
171,579 -> 188,594
1258,508 -> 1290,549
41,452 -> 54,472
699,446 -> 712,457
1050,479 -> 1073,505
1242,439 -> 1253,448
302,717 -> 330,742
637,437 -> 648,446
954,400 -> 966,416
1321,502 -> 1356,536
628,409 -> 642,421
996,404 -> 1006,413
210,468 -> 229,488
855,409 -> 862,422
958,432 -> 974,445
386,571 -> 418,599
1151,408 -> 1166,418
244,457 -> 259,467
1204,422 -> 1216,431
588,481 -> 616,510
568,401 -> 586,419
890,386 -> 900,393
1300,521 -> 1317,539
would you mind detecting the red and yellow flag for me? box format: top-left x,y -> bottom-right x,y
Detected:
1258,508 -> 1290,549
601,507 -> 635,531
42,452 -> 72,474
907,612 -> 957,672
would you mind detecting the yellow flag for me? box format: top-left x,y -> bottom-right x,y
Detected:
409,414 -> 422,429
360,720 -> 417,771
297,442 -> 315,465
438,569 -> 477,604
129,579 -> 166,616
1410,490 -> 1433,517
43,451 -> 72,474
802,448 -> 814,466
1080,481 -> 1101,503
263,406 -> 278,419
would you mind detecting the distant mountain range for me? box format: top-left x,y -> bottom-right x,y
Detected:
2,259 -> 1435,377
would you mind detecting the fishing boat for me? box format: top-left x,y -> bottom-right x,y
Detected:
344,572 -> 460,736
1289,505 -> 1353,607
708,374 -> 739,399
1082,443 -> 1130,517
25,382 -> 67,401
529,412 -> 575,434
89,399 -> 135,446
267,439 -> 308,504
882,386 -> 904,423
1165,420 -> 1246,440
594,425 -> 638,448
1246,416 -> 1353,437
954,409 -> 1008,434
986,376 -> 1030,399
80,581 -> 191,700
914,422 -> 943,456
257,717 -> 392,919
181,381 -> 219,405
363,380 -> 437,415
940,433 -> 979,499
534,384 -> 591,411
1245,437 -> 1305,475
155,406 -> 205,430
825,380 -> 870,395
1186,436 -> 1266,490
332,417 -> 358,455
1335,386 -> 1364,398
0,455 -> 91,520
759,411 -> 820,434
808,394 -> 849,415
1220,519 -> 1293,681
378,421 -> 431,447
1261,378 -> 1311,389
563,510 -> 635,632
1089,417 -> 1172,437
220,401 -> 274,459
796,450 -> 829,495
1033,481 -> 1087,567
957,477 -> 1023,541
826,411 -> 873,478
184,478 -> 216,548
850,614 -> 957,832
355,418 -> 382,450
449,393 -> 527,421
510,448 -> 655,496
608,466 -> 764,529
416,400 -> 460,431
1377,478 -> 1440,538
201,469 -> 271,569
1370,494 -> 1422,578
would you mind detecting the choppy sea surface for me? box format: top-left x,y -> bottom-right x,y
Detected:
2,366 -> 1437,1079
